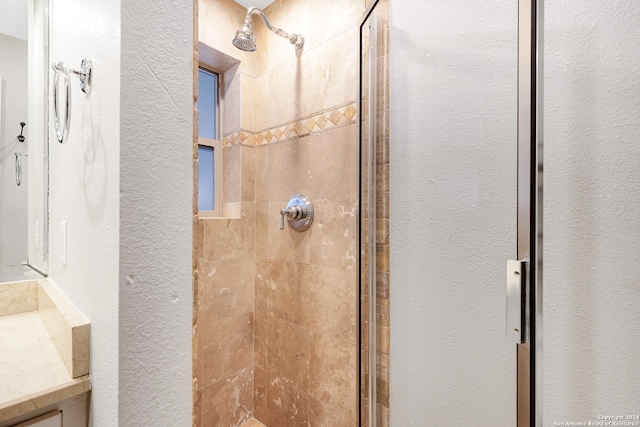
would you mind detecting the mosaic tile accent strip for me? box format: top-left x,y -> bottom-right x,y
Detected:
222,102 -> 358,148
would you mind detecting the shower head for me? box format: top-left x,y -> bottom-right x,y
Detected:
232,22 -> 257,52
232,7 -> 304,52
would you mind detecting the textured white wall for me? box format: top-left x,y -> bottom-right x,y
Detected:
49,0 -> 193,424
49,0 -> 121,424
119,0 -> 193,425
388,1 -> 518,425
0,34 -> 28,267
544,0 -> 640,422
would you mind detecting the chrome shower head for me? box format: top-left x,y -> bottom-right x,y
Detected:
232,7 -> 304,52
232,22 -> 257,52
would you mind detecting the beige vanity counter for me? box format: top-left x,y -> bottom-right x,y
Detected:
0,280 -> 90,424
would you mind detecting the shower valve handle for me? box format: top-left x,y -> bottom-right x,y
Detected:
278,195 -> 314,232
279,208 -> 289,230
279,206 -> 304,230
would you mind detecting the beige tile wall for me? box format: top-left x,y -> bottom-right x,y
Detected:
197,159 -> 257,427
195,0 -> 367,426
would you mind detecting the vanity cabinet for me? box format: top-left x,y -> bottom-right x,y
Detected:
13,412 -> 61,427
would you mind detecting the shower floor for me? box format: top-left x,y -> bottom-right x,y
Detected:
0,264 -> 43,283
241,419 -> 266,427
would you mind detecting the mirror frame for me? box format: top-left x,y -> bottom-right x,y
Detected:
26,0 -> 50,276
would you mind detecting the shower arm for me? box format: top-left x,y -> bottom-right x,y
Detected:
245,7 -> 303,48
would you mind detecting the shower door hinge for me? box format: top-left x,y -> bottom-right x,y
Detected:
507,259 -> 527,343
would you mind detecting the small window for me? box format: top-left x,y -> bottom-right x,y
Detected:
197,67 -> 222,216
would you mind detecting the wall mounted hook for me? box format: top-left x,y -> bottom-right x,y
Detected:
17,122 -> 26,143
73,58 -> 92,94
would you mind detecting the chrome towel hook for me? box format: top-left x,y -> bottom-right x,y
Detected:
51,58 -> 92,143
14,152 -> 27,186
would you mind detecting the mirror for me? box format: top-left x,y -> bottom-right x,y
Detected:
0,0 -> 49,281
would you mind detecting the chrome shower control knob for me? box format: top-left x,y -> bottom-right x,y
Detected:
279,194 -> 314,232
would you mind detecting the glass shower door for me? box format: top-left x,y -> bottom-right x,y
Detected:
366,0 -> 521,425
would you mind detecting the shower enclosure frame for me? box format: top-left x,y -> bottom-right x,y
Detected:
359,0 -> 544,425
358,0 -> 389,425
516,0 -> 543,425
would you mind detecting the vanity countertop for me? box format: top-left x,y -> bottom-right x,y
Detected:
0,280 -> 90,422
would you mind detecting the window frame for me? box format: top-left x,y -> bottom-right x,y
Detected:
197,66 -> 223,218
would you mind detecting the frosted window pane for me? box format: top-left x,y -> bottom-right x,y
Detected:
198,145 -> 214,211
197,70 -> 218,139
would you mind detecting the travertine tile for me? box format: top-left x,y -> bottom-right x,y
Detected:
308,199 -> 358,271
240,418 -> 267,427
376,218 -> 389,245
301,265 -> 357,346
255,204 -> 269,259
267,260 -> 357,346
253,310 -> 268,370
222,201 -> 242,219
263,372 -> 309,426
375,243 -> 389,272
253,366 -> 268,423
0,281 -> 37,317
308,332 -> 357,419
254,258 -> 269,314
264,259 -> 302,326
223,145 -> 242,204
241,73 -> 257,133
376,162 -> 389,193
263,198 -> 357,270
378,352 -> 389,382
376,378 -> 389,408
37,280 -> 90,379
361,396 -> 370,427
201,313 -> 253,385
0,311 -> 90,422
202,203 -> 256,260
223,64 -> 242,135
376,271 -> 389,299
376,325 -> 390,355
257,28 -> 359,130
264,201 -> 313,264
377,404 -> 390,427
201,366 -> 253,427
201,258 -> 255,323
254,146 -> 270,203
377,296 -> 390,328
308,395 -> 357,427
266,316 -> 310,391
265,138 -> 311,201
308,123 -> 358,201
376,191 -> 389,219
241,146 -> 256,202
197,218 -> 206,264
376,134 -> 389,165
264,0 -> 362,70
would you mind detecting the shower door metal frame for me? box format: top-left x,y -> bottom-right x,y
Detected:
516,0 -> 543,426
358,0 -> 386,425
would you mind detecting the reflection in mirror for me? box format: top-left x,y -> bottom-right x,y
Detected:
0,0 -> 49,281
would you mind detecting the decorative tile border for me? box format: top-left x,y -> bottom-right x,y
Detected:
222,102 -> 357,148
